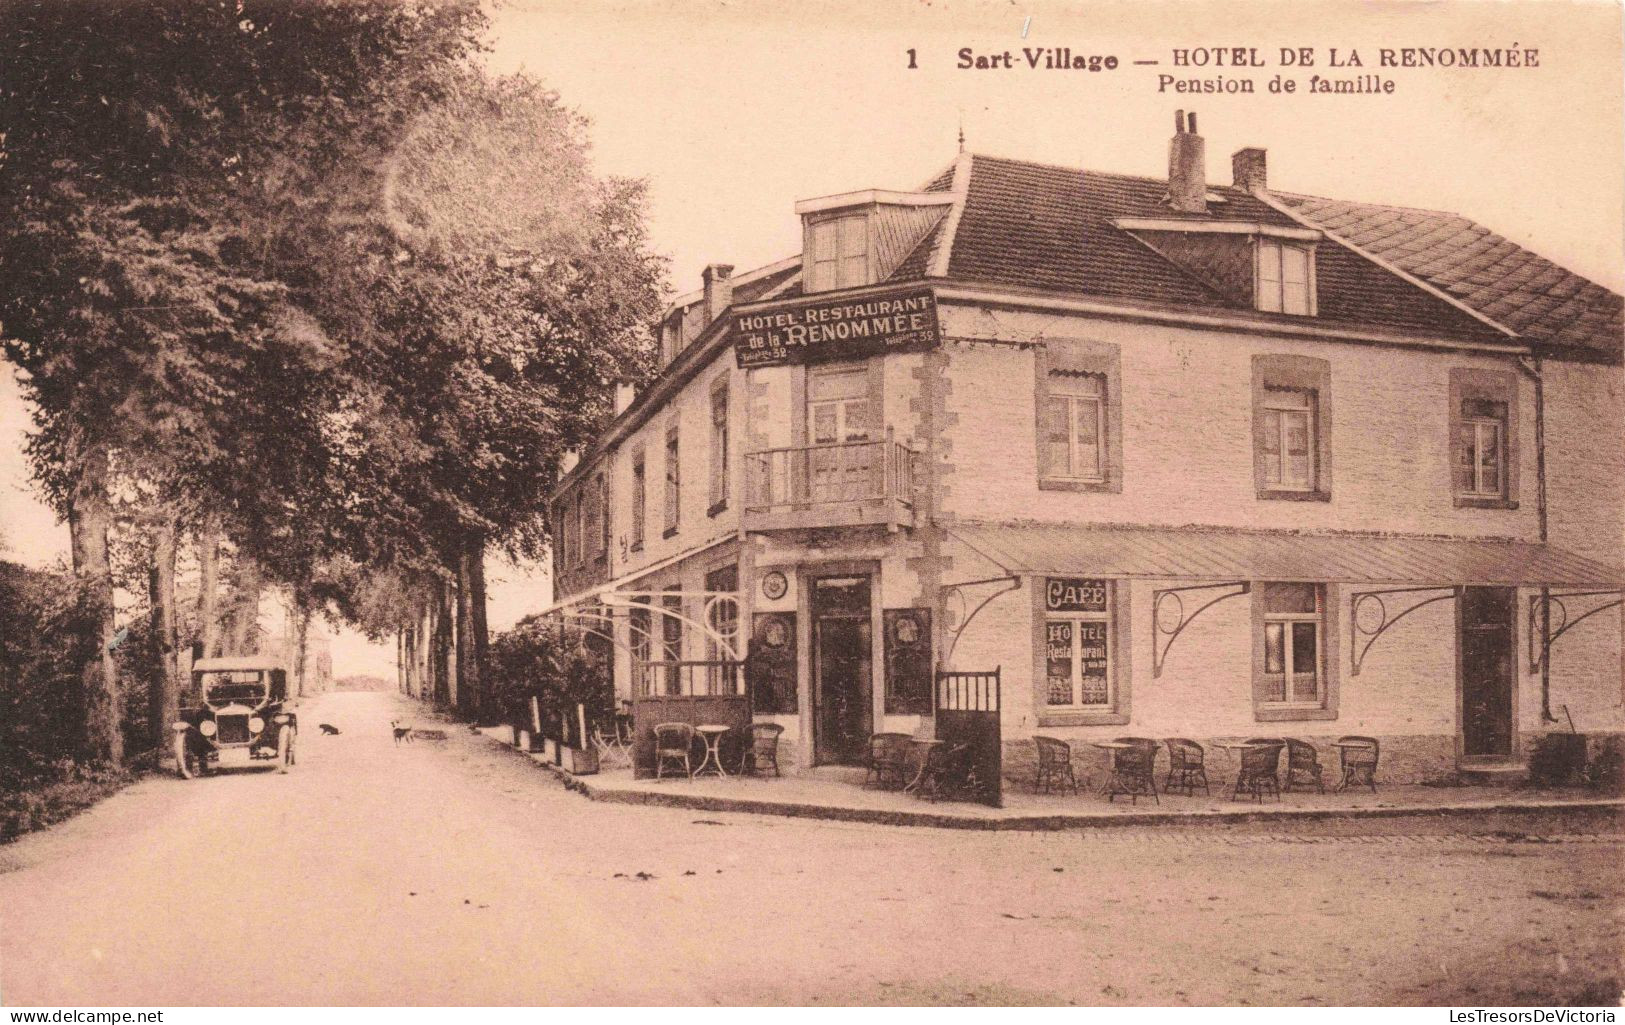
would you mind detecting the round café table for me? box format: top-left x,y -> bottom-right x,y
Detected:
902,739 -> 944,795
694,724 -> 732,779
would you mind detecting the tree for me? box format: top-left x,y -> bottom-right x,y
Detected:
0,0 -> 489,760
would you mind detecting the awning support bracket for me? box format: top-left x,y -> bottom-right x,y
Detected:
940,575 -> 1022,669
1350,586 -> 1459,676
1527,590 -> 1623,673
1152,581 -> 1250,679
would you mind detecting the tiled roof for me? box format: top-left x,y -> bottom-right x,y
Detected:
716,152 -> 1620,363
1276,193 -> 1623,361
933,154 -> 1509,344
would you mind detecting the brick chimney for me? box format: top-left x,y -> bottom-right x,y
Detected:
702,263 -> 734,324
1167,110 -> 1207,214
1232,147 -> 1267,192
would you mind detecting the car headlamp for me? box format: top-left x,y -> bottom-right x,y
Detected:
248,716 -> 265,734
198,719 -> 217,737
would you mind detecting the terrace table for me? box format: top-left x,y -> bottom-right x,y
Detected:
694,724 -> 732,779
1330,740 -> 1377,792
902,739 -> 944,796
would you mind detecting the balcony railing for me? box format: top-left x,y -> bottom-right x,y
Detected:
744,434 -> 917,531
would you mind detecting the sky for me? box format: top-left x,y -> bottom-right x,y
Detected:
3,0 -> 1621,678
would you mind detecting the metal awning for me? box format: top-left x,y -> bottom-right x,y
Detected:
947,521 -> 1621,588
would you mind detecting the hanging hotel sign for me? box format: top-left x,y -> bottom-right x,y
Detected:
733,286 -> 941,369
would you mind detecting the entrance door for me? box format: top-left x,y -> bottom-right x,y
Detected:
1460,586 -> 1515,759
812,575 -> 872,765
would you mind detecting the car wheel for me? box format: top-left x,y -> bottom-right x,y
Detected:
277,725 -> 294,773
174,733 -> 193,780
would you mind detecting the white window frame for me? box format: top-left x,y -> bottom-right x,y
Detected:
1261,387 -> 1315,491
808,215 -> 870,293
1459,414 -> 1506,498
1043,608 -> 1114,710
1261,586 -> 1324,709
1256,239 -> 1315,316
1041,375 -> 1106,483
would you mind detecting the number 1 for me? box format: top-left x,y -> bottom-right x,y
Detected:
906,48 -> 917,69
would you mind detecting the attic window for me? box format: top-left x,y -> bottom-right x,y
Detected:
1256,240 -> 1314,316
807,215 -> 870,293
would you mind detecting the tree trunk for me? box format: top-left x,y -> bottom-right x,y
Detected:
148,518 -> 180,760
432,585 -> 452,706
68,444 -> 122,765
468,534 -> 490,724
418,602 -> 432,701
292,599 -> 310,698
455,549 -> 477,720
196,514 -> 221,659
230,562 -> 262,656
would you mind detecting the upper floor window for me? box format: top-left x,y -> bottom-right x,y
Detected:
1259,387 -> 1316,491
573,490 -> 586,567
709,381 -> 730,514
1456,397 -> 1506,499
1040,372 -> 1105,483
1252,354 -> 1331,502
1449,368 -> 1518,510
663,424 -> 680,536
596,472 -> 610,556
1256,240 -> 1314,316
808,215 -> 869,293
554,498 -> 569,570
630,448 -> 646,551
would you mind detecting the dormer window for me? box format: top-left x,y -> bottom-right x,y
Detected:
808,215 -> 869,293
1257,239 -> 1314,316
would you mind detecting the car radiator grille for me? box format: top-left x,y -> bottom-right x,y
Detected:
216,714 -> 251,744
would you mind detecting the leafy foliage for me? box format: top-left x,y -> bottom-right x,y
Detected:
485,617 -> 612,736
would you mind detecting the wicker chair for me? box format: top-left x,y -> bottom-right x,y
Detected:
1032,736 -> 1079,795
1164,738 -> 1210,796
653,722 -> 696,780
865,732 -> 915,790
1336,735 -> 1380,793
1231,740 -> 1284,802
1104,737 -> 1160,804
738,722 -> 785,777
1283,738 -> 1325,794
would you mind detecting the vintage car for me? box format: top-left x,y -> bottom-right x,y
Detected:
172,656 -> 297,777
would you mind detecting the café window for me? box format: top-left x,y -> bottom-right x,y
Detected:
1042,578 -> 1114,711
807,215 -> 870,293
1040,372 -> 1105,483
1256,240 -> 1314,316
1258,583 -> 1324,708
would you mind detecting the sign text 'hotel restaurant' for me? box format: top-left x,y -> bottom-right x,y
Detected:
733,286 -> 941,369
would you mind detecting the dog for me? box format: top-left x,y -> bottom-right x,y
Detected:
318,723 -> 341,735
391,720 -> 414,744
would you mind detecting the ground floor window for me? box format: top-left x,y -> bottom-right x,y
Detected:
1252,581 -> 1338,721
1042,577 -> 1114,711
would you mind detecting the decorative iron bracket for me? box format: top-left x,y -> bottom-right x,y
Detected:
1349,586 -> 1458,676
1152,581 -> 1249,678
1527,590 -> 1623,672
940,575 -> 1022,668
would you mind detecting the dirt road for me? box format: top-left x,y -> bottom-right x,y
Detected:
2,691 -> 1620,1005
